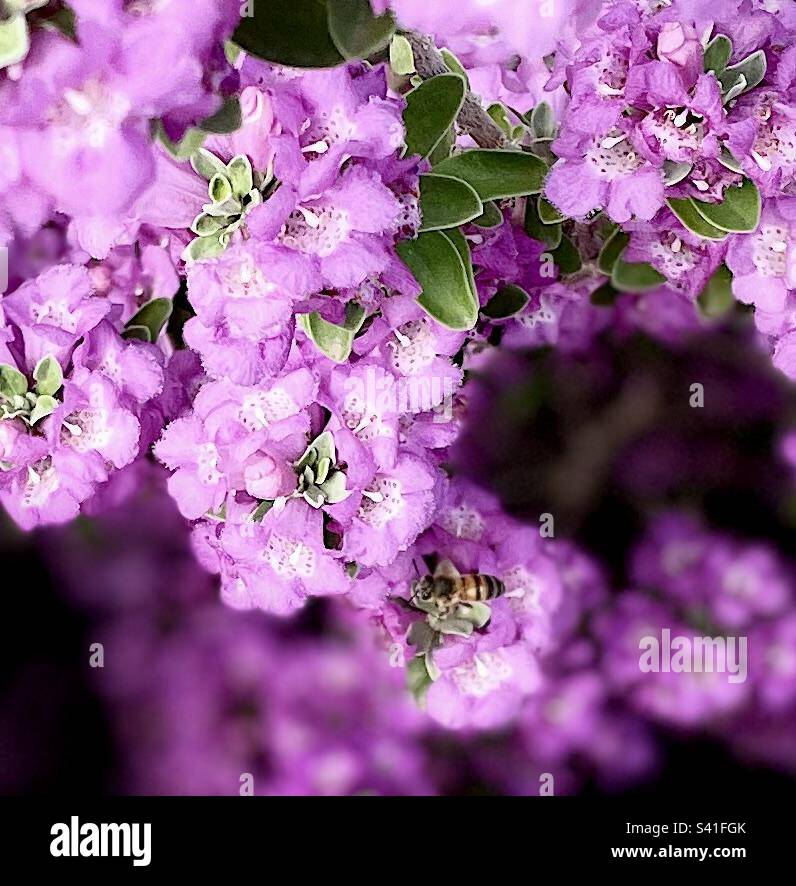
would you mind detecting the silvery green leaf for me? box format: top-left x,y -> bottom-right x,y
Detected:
122,324 -> 151,342
208,173 -> 234,204
226,154 -> 254,198
424,651 -> 440,681
703,34 -> 732,75
663,160 -> 693,186
344,301 -> 366,333
311,431 -> 336,465
531,101 -> 555,139
33,355 -> 63,398
434,617 -> 474,637
190,148 -> 227,181
155,121 -> 206,160
718,147 -> 742,173
457,601 -> 492,629
182,234 -> 226,262
440,48 -> 468,85
191,213 -> 225,237
303,485 -> 325,508
125,298 -> 173,344
315,456 -> 331,484
200,97 -> 242,135
0,14 -> 29,70
0,364 -> 28,401
389,33 -> 415,75
406,655 -> 433,702
722,73 -> 747,104
487,103 -> 514,138
251,500 -> 274,522
301,311 -> 355,362
718,49 -> 766,98
28,394 -> 58,426
319,470 -> 349,504
407,620 -> 437,654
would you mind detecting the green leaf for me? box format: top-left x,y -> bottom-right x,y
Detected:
209,173 -> 233,204
698,263 -> 735,318
182,235 -> 226,263
458,601 -> 492,629
319,469 -> 348,504
406,655 -> 434,702
482,284 -> 530,320
344,301 -> 367,334
430,615 -> 473,637
418,173 -> 483,232
487,103 -> 514,138
407,620 -> 437,654
403,72 -> 466,160
226,155 -> 254,198
531,101 -> 555,139
125,298 -> 173,343
524,196 -> 562,249
302,312 -> 355,362
28,395 -> 58,426
0,364 -> 28,401
190,148 -> 228,182
472,201 -> 503,228
611,259 -> 666,293
327,0 -> 395,60
440,48 -> 469,84
251,500 -> 274,522
156,122 -> 207,160
200,97 -> 242,135
427,125 -> 455,166
717,50 -> 766,97
32,356 -> 63,398
396,231 -> 478,330
590,281 -> 619,306
597,228 -> 630,275
233,0 -> 344,67
441,228 -> 479,310
551,234 -> 582,275
690,178 -> 761,233
122,325 -> 151,343
703,34 -> 732,74
718,147 -> 742,173
191,213 -> 226,237
537,196 -> 563,224
0,14 -> 29,70
666,197 -> 729,241
662,160 -> 692,186
389,33 -> 415,75
433,149 -> 547,201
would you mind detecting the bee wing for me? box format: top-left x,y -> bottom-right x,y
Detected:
434,558 -> 461,579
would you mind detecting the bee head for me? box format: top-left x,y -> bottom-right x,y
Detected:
411,576 -> 435,604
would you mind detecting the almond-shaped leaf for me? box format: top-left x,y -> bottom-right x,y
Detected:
0,14 -> 29,69
691,178 -> 761,233
611,258 -> 666,293
597,228 -> 630,275
472,201 -> 503,228
190,148 -> 228,182
433,149 -> 547,201
226,155 -> 253,197
418,173 -> 483,232
403,72 -> 466,160
458,601 -> 492,629
482,284 -> 530,319
125,298 -> 173,343
406,655 -> 434,701
590,281 -> 618,306
663,160 -> 693,185
442,228 -> 479,307
232,0 -> 344,68
666,197 -> 729,241
182,235 -> 226,262
302,313 -> 354,363
440,48 -> 468,84
703,34 -> 732,74
718,50 -> 766,96
0,364 -> 28,401
33,355 -> 63,398
698,263 -> 735,318
389,33 -> 414,75
538,196 -> 563,224
122,325 -> 152,343
28,394 -> 58,426
327,0 -> 395,60
551,234 -> 582,275
531,101 -> 555,139
524,196 -> 561,249
396,231 -> 478,330
200,97 -> 242,134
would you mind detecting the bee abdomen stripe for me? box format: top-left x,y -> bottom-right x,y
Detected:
487,576 -> 505,599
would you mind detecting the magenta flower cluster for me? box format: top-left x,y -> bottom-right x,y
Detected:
2,0 -> 796,751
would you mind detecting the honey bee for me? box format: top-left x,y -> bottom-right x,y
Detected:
411,558 -> 505,619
